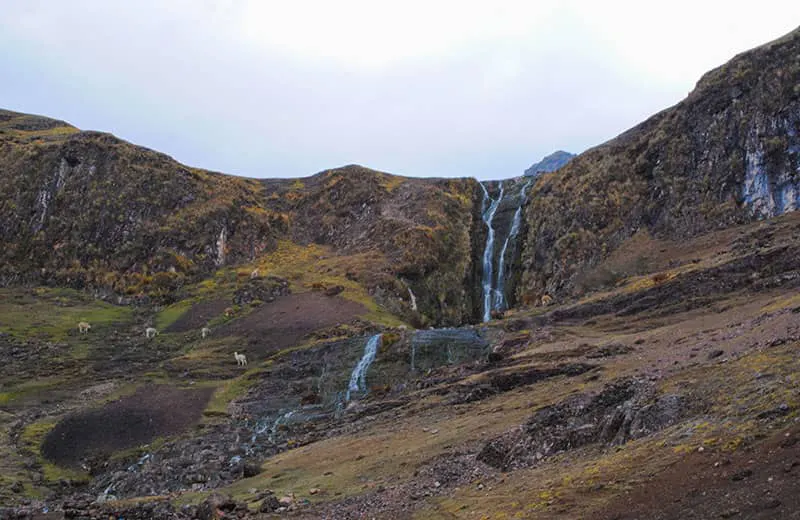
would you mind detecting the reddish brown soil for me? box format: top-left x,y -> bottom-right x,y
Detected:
41,385 -> 213,467
220,292 -> 366,357
599,424 -> 800,520
165,298 -> 230,333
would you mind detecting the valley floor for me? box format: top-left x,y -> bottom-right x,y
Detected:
2,213 -> 800,519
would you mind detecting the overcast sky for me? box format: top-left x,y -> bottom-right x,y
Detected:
2,1 -> 799,180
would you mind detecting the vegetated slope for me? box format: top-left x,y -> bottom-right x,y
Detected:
519,26 -> 800,303
264,166 -> 483,326
0,109 -> 287,298
0,111 -> 483,323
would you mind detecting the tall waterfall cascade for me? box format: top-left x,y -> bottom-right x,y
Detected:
479,179 -> 533,322
480,183 -> 504,322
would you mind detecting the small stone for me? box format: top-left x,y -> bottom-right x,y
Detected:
309,488 -> 321,495
434,481 -> 441,488
279,495 -> 294,507
731,469 -> 753,481
259,495 -> 280,513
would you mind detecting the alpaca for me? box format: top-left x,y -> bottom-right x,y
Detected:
250,268 -> 260,279
234,351 -> 247,366
77,321 -> 91,334
145,327 -> 159,339
540,294 -> 553,306
201,327 -> 211,339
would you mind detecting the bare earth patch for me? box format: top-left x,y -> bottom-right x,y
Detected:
221,292 -> 366,357
41,385 -> 213,467
598,423 -> 800,520
165,298 -> 230,333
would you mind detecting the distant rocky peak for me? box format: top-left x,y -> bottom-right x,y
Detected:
524,150 -> 575,177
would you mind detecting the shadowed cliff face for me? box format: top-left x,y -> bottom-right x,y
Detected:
518,27 -> 800,303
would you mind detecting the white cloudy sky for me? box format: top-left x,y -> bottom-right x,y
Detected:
1,1 -> 799,180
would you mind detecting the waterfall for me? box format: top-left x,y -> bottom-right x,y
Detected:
480,182 -> 504,322
268,410 -> 295,443
345,334 -> 382,401
479,179 -> 532,320
408,287 -> 418,312
494,180 -> 532,311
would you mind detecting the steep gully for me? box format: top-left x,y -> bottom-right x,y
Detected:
243,179 -> 533,446
479,179 -> 533,322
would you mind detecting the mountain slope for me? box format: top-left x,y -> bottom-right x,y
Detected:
0,111 -> 482,323
0,109 -> 287,297
519,26 -> 800,302
523,150 -> 575,177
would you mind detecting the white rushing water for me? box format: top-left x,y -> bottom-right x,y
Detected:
480,182 -> 504,322
346,334 -> 382,401
480,180 -> 533,321
494,179 -> 532,311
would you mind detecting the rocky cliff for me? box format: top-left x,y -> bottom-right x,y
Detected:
518,26 -> 800,302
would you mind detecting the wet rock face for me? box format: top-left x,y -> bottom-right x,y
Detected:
478,379 -> 697,471
520,28 -> 800,302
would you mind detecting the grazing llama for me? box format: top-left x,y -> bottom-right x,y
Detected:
250,268 -> 260,279
77,322 -> 91,334
540,294 -> 554,306
234,351 -> 247,366
145,327 -> 159,339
